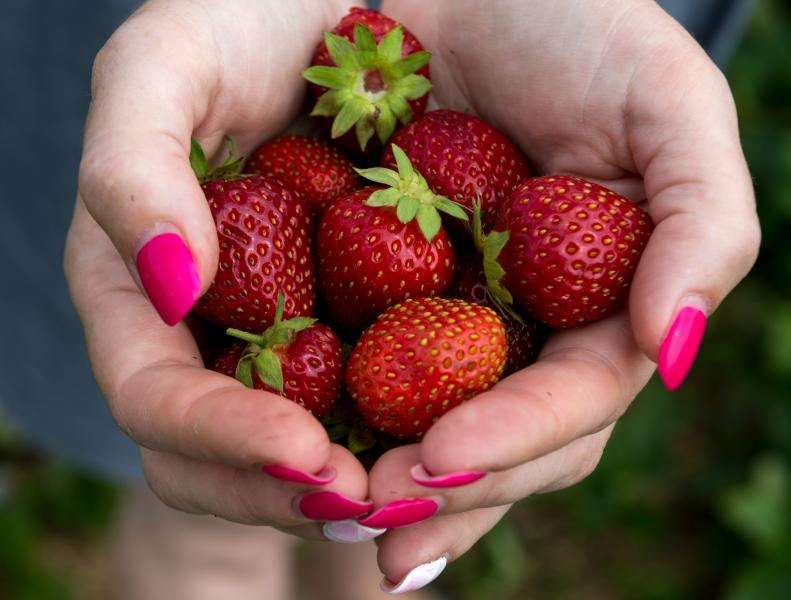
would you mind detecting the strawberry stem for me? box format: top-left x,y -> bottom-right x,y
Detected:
356,144 -> 469,242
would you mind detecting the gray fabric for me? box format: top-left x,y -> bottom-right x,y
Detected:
0,0 -> 754,485
0,0 -> 143,483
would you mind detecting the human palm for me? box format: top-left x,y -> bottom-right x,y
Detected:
67,0 -> 760,593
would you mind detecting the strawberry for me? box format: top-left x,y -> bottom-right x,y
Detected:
212,294 -> 342,418
490,176 -> 654,327
244,134 -> 359,216
381,109 -> 529,227
449,252 -> 546,376
302,8 -> 431,154
316,145 -> 465,331
345,297 -> 507,441
189,140 -> 315,330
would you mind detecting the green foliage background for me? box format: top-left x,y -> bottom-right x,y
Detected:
1,1 -> 789,598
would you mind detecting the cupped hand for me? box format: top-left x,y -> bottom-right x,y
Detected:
65,0 -> 374,540
367,0 -> 760,591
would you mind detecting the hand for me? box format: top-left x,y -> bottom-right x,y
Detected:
366,0 -> 760,592
65,0 -> 374,540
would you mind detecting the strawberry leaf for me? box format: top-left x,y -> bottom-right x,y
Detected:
189,138 -> 209,180
332,98 -> 368,138
353,23 -> 378,64
348,422 -> 378,454
281,317 -> 318,332
385,93 -> 412,124
394,74 -> 433,100
396,195 -> 420,223
301,65 -> 353,90
323,32 -> 359,70
356,166 -> 401,188
392,144 -> 414,180
365,187 -> 401,207
416,204 -> 442,241
310,89 -> 344,117
435,197 -> 469,222
235,357 -> 254,389
255,348 -> 284,393
375,104 -> 398,144
391,51 -> 431,78
355,117 -> 376,151
378,26 -> 404,64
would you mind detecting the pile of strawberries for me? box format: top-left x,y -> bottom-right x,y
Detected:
192,8 -> 654,453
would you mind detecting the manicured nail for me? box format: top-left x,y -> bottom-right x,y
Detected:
135,232 -> 200,326
297,491 -> 373,521
261,465 -> 336,486
323,520 -> 386,543
658,306 -> 707,391
410,463 -> 486,488
357,498 -> 439,529
380,555 -> 448,595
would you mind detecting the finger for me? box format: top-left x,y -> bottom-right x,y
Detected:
77,1 -> 346,325
416,310 -> 653,475
622,16 -> 760,390
367,427 -> 612,517
140,443 -> 370,540
65,201 -> 330,476
375,505 -> 511,594
78,5 -> 224,325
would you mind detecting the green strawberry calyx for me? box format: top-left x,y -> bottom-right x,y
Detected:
470,200 -> 524,324
355,144 -> 468,242
226,293 -> 317,392
302,23 -> 432,151
189,137 -> 247,183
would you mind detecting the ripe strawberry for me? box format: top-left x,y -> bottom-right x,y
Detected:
302,8 -> 431,154
316,146 -> 465,331
490,176 -> 654,327
449,252 -> 546,376
345,297 -> 507,441
212,295 -> 342,418
189,140 -> 315,330
381,110 -> 529,227
244,134 -> 359,216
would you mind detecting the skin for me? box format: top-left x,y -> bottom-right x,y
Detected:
66,0 -> 760,590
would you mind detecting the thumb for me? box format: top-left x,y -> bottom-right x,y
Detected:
78,17 -> 220,326
627,51 -> 760,391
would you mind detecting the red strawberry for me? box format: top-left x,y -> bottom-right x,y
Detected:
316,146 -> 465,331
189,140 -> 315,330
381,110 -> 529,227
449,252 -> 546,376
302,8 -> 431,154
490,176 -> 653,327
244,134 -> 359,216
345,297 -> 507,441
212,295 -> 343,418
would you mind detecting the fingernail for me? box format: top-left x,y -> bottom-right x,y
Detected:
357,498 -> 439,529
297,491 -> 373,521
323,520 -> 387,543
410,463 -> 487,488
135,232 -> 200,326
261,465 -> 336,486
658,306 -> 707,391
380,555 -> 448,595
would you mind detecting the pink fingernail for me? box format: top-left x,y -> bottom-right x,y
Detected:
658,306 -> 706,391
135,232 -> 200,326
381,555 -> 448,595
261,465 -> 336,486
298,491 -> 373,521
357,498 -> 439,529
409,463 -> 487,488
323,520 -> 386,544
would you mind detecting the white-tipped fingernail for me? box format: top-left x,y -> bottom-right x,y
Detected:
322,519 -> 386,543
380,555 -> 448,595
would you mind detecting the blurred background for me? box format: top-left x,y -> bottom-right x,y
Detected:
1,0 -> 789,598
